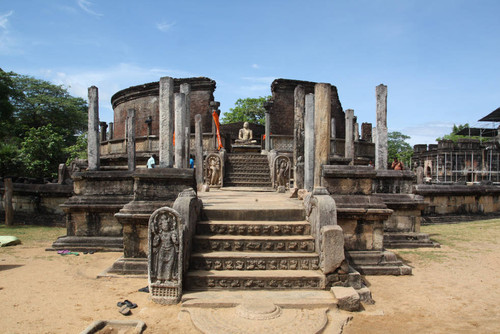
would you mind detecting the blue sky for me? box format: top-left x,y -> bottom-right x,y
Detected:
1,0 -> 499,145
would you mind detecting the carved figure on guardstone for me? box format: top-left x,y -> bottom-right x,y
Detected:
148,207 -> 183,305
273,155 -> 291,192
205,153 -> 222,187
152,212 -> 179,282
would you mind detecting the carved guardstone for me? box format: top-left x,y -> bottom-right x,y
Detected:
273,155 -> 291,192
204,153 -> 223,188
148,207 -> 184,304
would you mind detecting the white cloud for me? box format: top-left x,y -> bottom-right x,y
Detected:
398,121 -> 455,146
0,10 -> 19,55
156,21 -> 175,32
77,0 -> 102,17
39,63 -> 191,123
0,10 -> 13,29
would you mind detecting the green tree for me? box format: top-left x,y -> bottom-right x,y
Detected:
0,69 -> 16,140
388,131 -> 413,168
436,123 -> 487,143
8,72 -> 87,145
221,96 -> 270,125
0,71 -> 88,179
20,125 -> 66,179
64,132 -> 88,164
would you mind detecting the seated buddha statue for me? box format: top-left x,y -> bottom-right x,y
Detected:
235,122 -> 257,144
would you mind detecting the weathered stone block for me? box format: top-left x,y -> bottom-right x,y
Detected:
320,225 -> 345,274
331,286 -> 360,311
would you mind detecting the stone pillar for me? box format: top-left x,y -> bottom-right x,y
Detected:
108,122 -> 114,140
145,116 -> 153,136
175,93 -> 187,168
127,109 -> 136,171
331,118 -> 336,139
304,93 -> 315,192
361,122 -> 372,142
181,83 -> 191,166
294,86 -> 305,189
99,122 -> 108,142
264,100 -> 273,152
4,178 -> 13,226
354,117 -> 359,141
87,86 -> 100,171
375,84 -> 388,170
195,114 -> 204,188
313,83 -> 331,190
159,76 -> 175,167
345,109 -> 354,162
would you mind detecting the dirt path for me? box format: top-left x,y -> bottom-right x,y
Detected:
1,220 -> 499,333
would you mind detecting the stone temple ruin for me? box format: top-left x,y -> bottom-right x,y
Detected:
51,76 -> 439,307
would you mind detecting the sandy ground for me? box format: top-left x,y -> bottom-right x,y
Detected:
1,221 -> 499,334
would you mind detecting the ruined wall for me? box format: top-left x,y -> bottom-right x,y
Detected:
111,77 -> 216,140
415,184 -> 500,215
270,79 -> 345,138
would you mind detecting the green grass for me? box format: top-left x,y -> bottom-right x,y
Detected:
395,218 -> 500,265
421,218 -> 500,247
0,225 -> 65,246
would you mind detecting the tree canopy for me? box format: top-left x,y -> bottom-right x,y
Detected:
220,96 -> 270,125
388,131 -> 413,168
436,123 -> 488,143
0,69 -> 88,179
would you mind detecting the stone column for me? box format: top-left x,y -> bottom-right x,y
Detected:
375,84 -> 388,170
145,116 -> 153,136
175,93 -> 187,168
4,178 -> 13,226
304,93 -> 315,192
99,122 -> 108,142
294,86 -> 305,189
313,83 -> 331,191
127,109 -> 136,171
181,83 -> 191,166
361,122 -> 372,142
264,100 -> 273,152
354,117 -> 359,141
87,86 -> 100,171
331,118 -> 336,139
195,114 -> 204,188
159,76 -> 175,167
345,109 -> 354,162
108,122 -> 114,140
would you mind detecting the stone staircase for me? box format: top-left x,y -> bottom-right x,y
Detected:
223,153 -> 272,188
185,201 -> 325,290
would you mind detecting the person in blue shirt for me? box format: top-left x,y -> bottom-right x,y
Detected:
147,154 -> 157,168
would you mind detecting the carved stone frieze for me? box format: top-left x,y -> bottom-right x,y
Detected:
193,239 -> 314,252
197,223 -> 310,236
186,277 -> 321,290
190,257 -> 320,271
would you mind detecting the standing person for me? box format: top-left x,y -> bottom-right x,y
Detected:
147,154 -> 157,168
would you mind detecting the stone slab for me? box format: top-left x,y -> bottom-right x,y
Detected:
331,286 -> 360,312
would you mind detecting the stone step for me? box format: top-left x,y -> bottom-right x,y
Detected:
185,270 -> 325,290
197,220 -> 311,236
224,177 -> 271,184
383,232 -> 440,248
193,235 -> 315,253
223,181 -> 273,188
347,250 -> 412,275
202,207 -> 305,221
190,252 -> 319,271
225,173 -> 270,179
